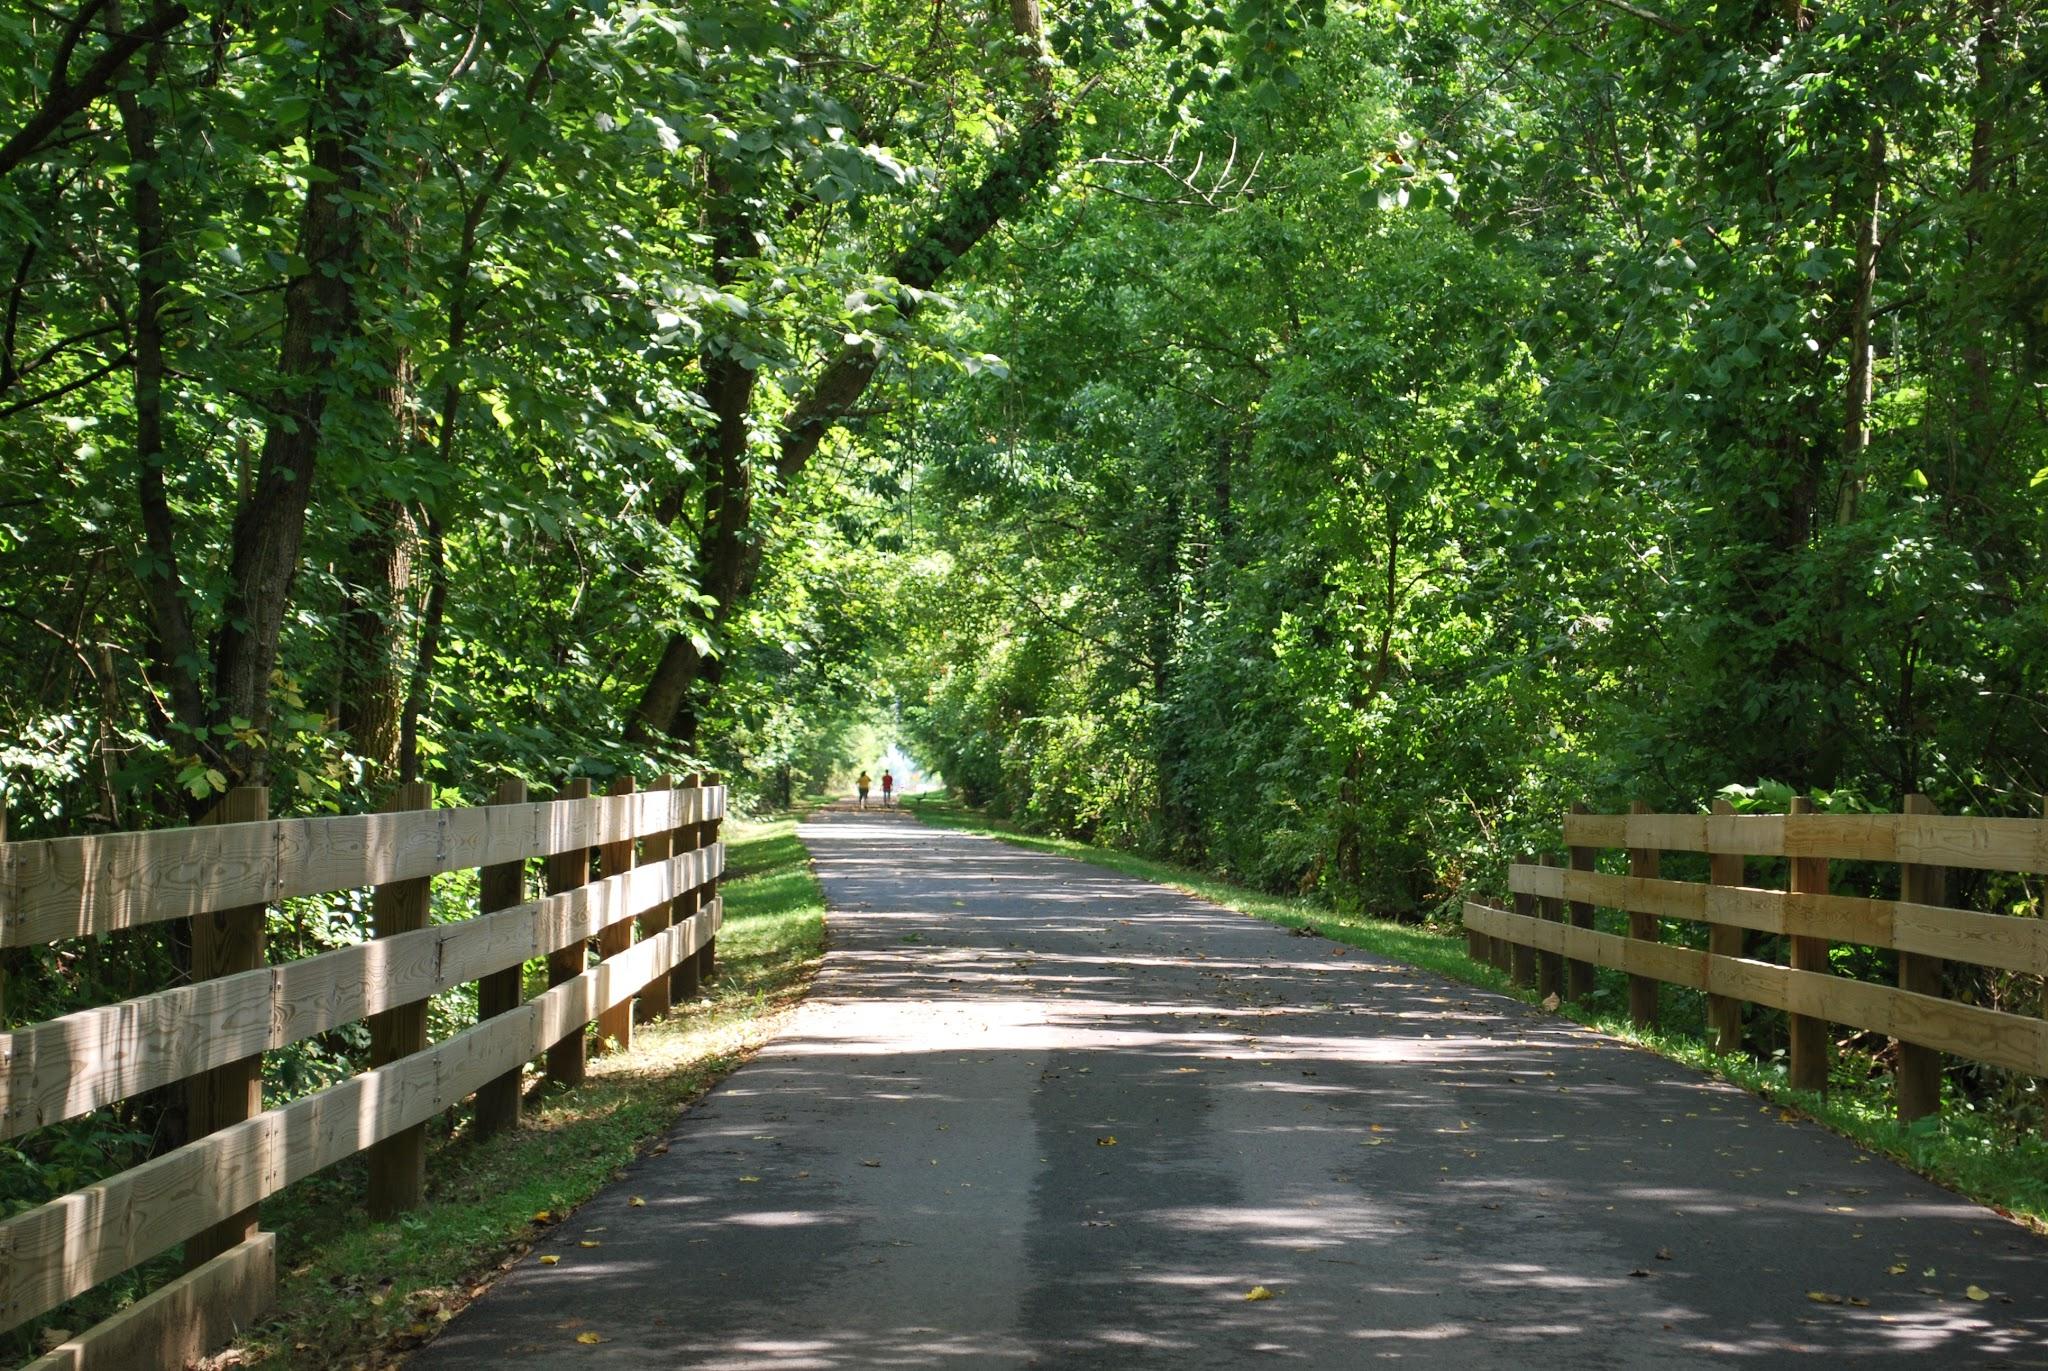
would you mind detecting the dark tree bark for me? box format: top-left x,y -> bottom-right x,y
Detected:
111,4 -> 206,745
211,1 -> 391,781
627,74 -> 1065,744
336,500 -> 417,772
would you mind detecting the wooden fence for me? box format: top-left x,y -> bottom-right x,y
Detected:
1462,796 -> 2047,1123
0,773 -> 726,1370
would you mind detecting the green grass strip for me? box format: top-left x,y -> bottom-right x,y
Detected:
220,816 -> 827,1369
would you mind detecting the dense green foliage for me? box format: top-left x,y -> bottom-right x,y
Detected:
898,0 -> 2048,922
3,0 -> 2047,1339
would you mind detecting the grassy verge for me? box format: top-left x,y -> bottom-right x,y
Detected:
900,795 -> 2048,1233
212,814 -> 826,1370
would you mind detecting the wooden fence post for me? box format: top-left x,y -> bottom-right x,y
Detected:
1706,797 -> 1746,1053
636,775 -> 677,1023
185,784 -> 269,1268
696,773 -> 721,986
1786,794 -> 1830,1093
1510,853 -> 1538,989
671,777 -> 704,1002
1537,852 -> 1563,999
1626,799 -> 1660,1029
1896,793 -> 1946,1121
474,776 -> 528,1138
596,774 -> 638,1055
368,780 -> 433,1220
1566,803 -> 1596,1000
545,777 -> 593,1088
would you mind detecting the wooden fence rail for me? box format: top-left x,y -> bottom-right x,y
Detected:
1464,795 -> 2047,1124
0,775 -> 726,1368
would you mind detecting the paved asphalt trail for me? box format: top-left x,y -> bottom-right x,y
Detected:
414,809 -> 2048,1369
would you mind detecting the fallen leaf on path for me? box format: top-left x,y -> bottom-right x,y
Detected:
1966,1285 -> 1990,1301
1097,1136 -> 1118,1147
576,1331 -> 608,1344
1655,1248 -> 1673,1261
1808,1291 -> 1843,1305
579,1240 -> 601,1248
1848,1296 -> 1870,1307
861,1158 -> 881,1167
738,1176 -> 761,1183
533,1210 -> 555,1224
629,1196 -> 646,1207
1245,1286 -> 1278,1301
1628,1269 -> 1651,1279
539,1255 -> 560,1265
1887,1264 -> 1907,1275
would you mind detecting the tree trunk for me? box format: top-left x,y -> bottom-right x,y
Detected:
628,29 -> 1064,744
111,6 -> 206,746
211,0 -> 390,781
336,500 -> 416,774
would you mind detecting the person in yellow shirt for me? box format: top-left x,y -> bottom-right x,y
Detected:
856,770 -> 871,809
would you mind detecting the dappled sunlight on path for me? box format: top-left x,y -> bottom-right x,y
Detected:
413,810 -> 2048,1368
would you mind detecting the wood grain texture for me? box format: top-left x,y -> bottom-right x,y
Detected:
1462,901 -> 2048,1076
595,775 -> 638,1055
1504,864 -> 2048,977
635,777 -> 676,1024
1896,794 -> 1945,1123
1536,853 -> 1564,999
1510,856 -> 1538,990
0,844 -> 725,1140
0,897 -> 723,1333
1558,807 -> 2047,870
184,785 -> 268,1269
1566,803 -> 1596,1001
475,777 -> 529,1139
544,779 -> 594,1089
1626,800 -> 1660,1029
1706,798 -> 1746,1054
367,782 -> 433,1220
22,1232 -> 274,1371
0,787 -> 725,946
1786,796 -> 1831,1093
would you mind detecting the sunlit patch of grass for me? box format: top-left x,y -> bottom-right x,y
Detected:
218,816 -> 825,1369
903,796 -> 2048,1234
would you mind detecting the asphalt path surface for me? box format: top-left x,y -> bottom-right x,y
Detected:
414,808 -> 2048,1369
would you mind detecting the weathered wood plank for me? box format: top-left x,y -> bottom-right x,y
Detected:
0,787 -> 724,947
1565,803 -> 1596,1001
475,777 -> 529,1139
0,897 -> 724,1333
1897,794 -> 1945,1123
1787,796 -> 1831,1093
1510,854 -> 1538,990
1464,901 -> 2048,1076
544,778 -> 593,1090
1627,800 -> 1660,1028
595,775 -> 638,1055
0,844 -> 725,1140
1707,798 -> 1746,1054
1562,812 -> 1626,848
367,782 -> 433,1220
23,1231 -> 274,1371
184,785 -> 267,1270
636,777 -> 676,1024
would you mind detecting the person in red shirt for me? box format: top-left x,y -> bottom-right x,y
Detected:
881,770 -> 895,806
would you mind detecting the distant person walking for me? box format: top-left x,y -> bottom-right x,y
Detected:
881,770 -> 895,806
856,771 -> 871,810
